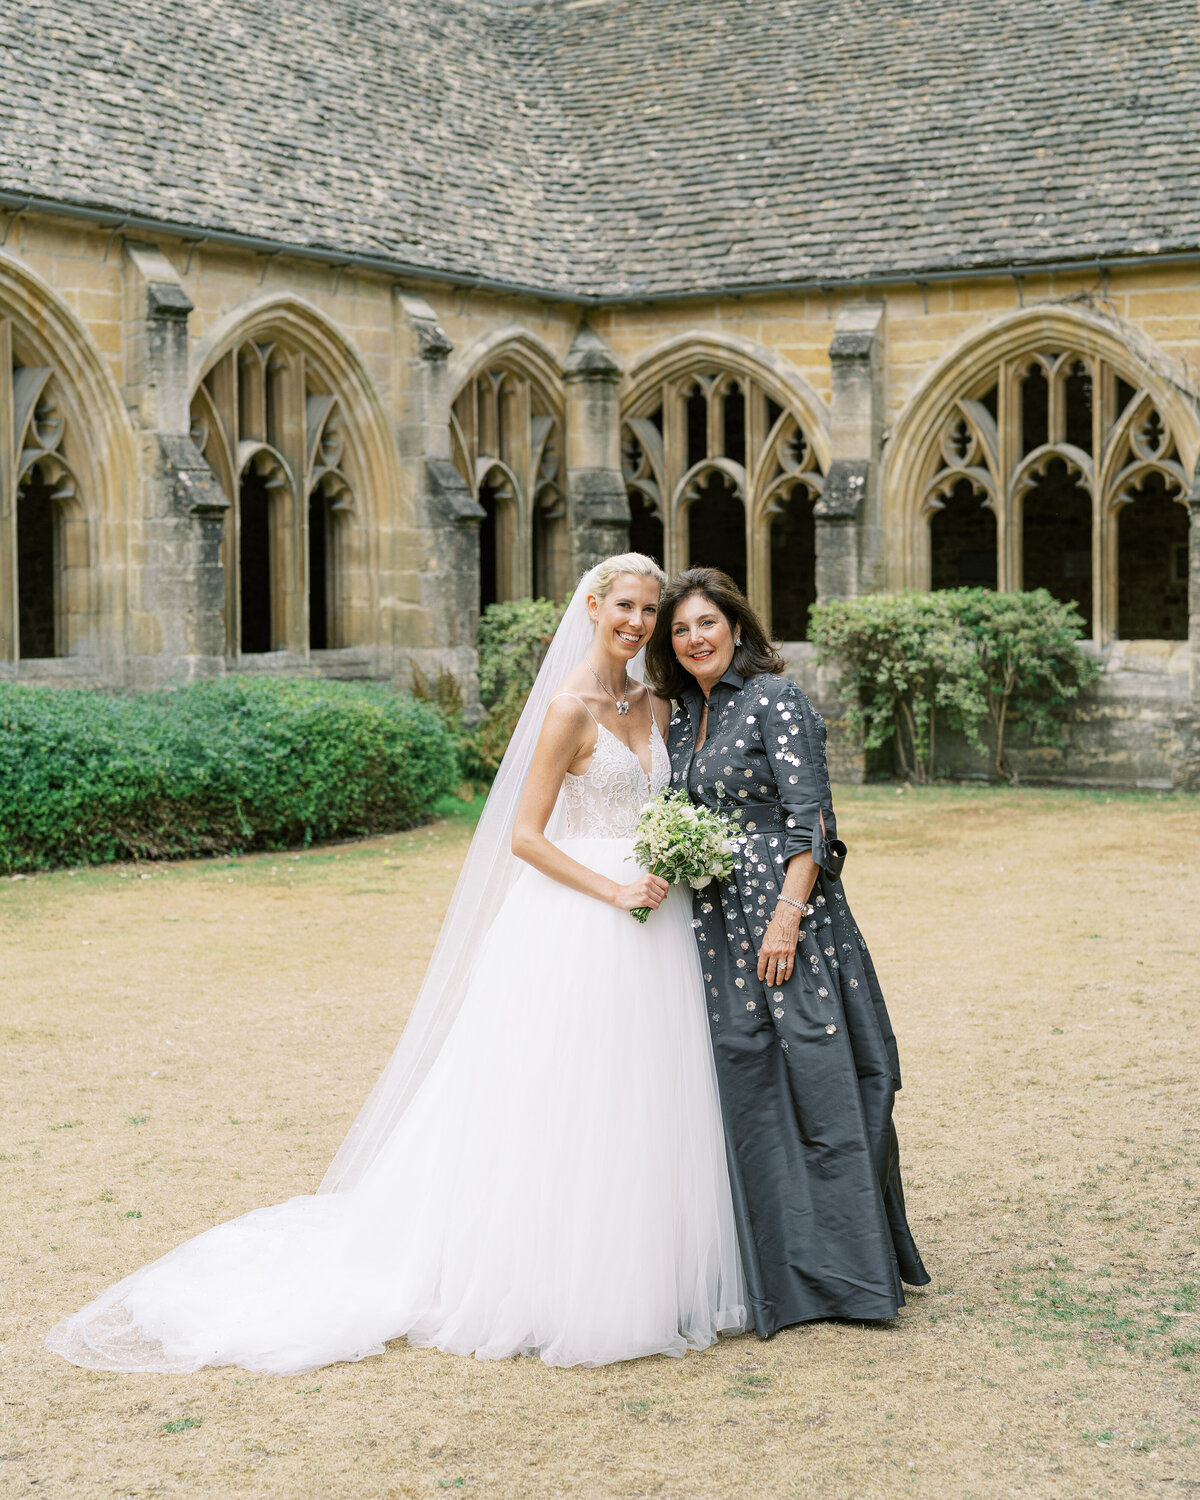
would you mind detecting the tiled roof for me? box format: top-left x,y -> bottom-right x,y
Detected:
3,0 -> 1199,300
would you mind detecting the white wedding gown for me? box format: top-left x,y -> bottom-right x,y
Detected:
47,707 -> 747,1373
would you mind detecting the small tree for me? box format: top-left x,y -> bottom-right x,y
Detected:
953,588 -> 1099,780
810,592 -> 984,783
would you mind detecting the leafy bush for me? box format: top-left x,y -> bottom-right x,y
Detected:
0,676 -> 459,872
476,597 -> 565,705
952,589 -> 1100,779
810,590 -> 1099,783
809,592 -> 984,783
469,598 -> 565,780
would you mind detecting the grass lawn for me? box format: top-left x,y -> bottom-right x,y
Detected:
2,785 -> 1198,1498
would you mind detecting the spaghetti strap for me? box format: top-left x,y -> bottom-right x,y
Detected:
549,692 -> 601,727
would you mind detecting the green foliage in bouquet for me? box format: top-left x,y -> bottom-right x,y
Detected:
630,790 -> 743,923
0,677 -> 459,873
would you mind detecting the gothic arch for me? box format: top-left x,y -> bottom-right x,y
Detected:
621,334 -> 829,637
0,253 -> 137,665
189,295 -> 399,655
884,305 -> 1199,640
449,331 -> 567,605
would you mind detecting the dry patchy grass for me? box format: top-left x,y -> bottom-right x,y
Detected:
2,787 -> 1199,1499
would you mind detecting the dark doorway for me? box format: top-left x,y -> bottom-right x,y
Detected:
688,472 -> 746,593
17,467 -> 58,658
478,482 -> 499,612
931,479 -> 998,590
1022,458 -> 1092,631
309,488 -> 329,650
1021,362 -> 1049,455
239,468 -> 274,653
686,386 -> 708,470
1118,472 -> 1188,639
629,491 -> 664,566
722,384 -> 745,466
770,484 -> 816,639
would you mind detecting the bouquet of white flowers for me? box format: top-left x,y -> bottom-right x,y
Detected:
628,789 -> 745,923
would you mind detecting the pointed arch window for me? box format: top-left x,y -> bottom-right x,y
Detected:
621,366 -> 824,638
920,349 -> 1189,640
0,330 -> 89,662
450,360 -> 566,608
190,338 -> 361,656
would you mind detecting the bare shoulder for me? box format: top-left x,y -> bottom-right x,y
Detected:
543,690 -> 593,735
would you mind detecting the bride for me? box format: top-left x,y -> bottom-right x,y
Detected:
48,553 -> 747,1374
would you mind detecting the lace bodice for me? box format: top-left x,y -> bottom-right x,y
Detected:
559,703 -> 671,839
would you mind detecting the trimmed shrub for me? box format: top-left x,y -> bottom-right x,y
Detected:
0,676 -> 459,873
810,589 -> 1099,783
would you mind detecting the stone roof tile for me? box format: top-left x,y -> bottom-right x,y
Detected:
1,0 -> 1198,299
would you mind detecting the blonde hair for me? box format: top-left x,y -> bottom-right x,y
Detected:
583,552 -> 668,603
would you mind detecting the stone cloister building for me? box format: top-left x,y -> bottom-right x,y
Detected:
1,0 -> 1198,787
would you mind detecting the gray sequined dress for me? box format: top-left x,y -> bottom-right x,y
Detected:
669,667 -> 929,1335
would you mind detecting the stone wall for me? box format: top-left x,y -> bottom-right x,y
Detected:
0,207 -> 1197,787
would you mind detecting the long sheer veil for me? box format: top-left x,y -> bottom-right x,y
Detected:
320,567 -> 639,1194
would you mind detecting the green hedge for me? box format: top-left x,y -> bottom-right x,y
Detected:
0,677 -> 459,872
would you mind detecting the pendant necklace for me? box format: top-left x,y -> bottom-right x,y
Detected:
585,658 -> 630,715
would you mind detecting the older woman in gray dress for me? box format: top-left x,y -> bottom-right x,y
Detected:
646,567 -> 929,1337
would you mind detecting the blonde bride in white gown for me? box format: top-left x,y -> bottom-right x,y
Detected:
47,553 -> 747,1374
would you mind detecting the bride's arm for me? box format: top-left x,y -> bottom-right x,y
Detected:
511,697 -> 669,913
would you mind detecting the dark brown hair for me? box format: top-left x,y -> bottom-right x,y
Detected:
645,567 -> 785,699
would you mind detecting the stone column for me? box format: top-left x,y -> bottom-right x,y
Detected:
123,242 -> 228,686
815,302 -> 886,603
812,304 -> 885,783
564,324 -> 629,580
394,291 -> 484,703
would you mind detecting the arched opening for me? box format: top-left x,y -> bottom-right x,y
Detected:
479,484 -> 499,611
931,478 -> 997,590
629,491 -> 664,567
239,467 -> 274,653
532,493 -> 568,601
1020,362 -> 1049,455
722,383 -> 746,466
1065,360 -> 1093,455
769,483 -> 816,639
1118,472 -> 1188,639
309,487 -> 331,650
688,472 -> 746,593
1022,458 -> 1093,629
16,466 -> 59,658
477,478 -> 518,611
686,385 -> 708,471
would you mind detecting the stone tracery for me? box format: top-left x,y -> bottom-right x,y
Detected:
190,334 -> 364,655
912,331 -> 1192,641
1,329 -> 90,661
450,351 -> 567,608
621,360 -> 825,639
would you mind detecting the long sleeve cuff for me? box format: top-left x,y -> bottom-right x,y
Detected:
782,816 -> 847,878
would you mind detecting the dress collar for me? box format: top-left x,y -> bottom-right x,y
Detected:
681,662 -> 745,707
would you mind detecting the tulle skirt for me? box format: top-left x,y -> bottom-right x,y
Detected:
47,838 -> 747,1373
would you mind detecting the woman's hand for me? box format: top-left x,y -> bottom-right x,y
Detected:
612,873 -> 670,913
758,907 -> 801,986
